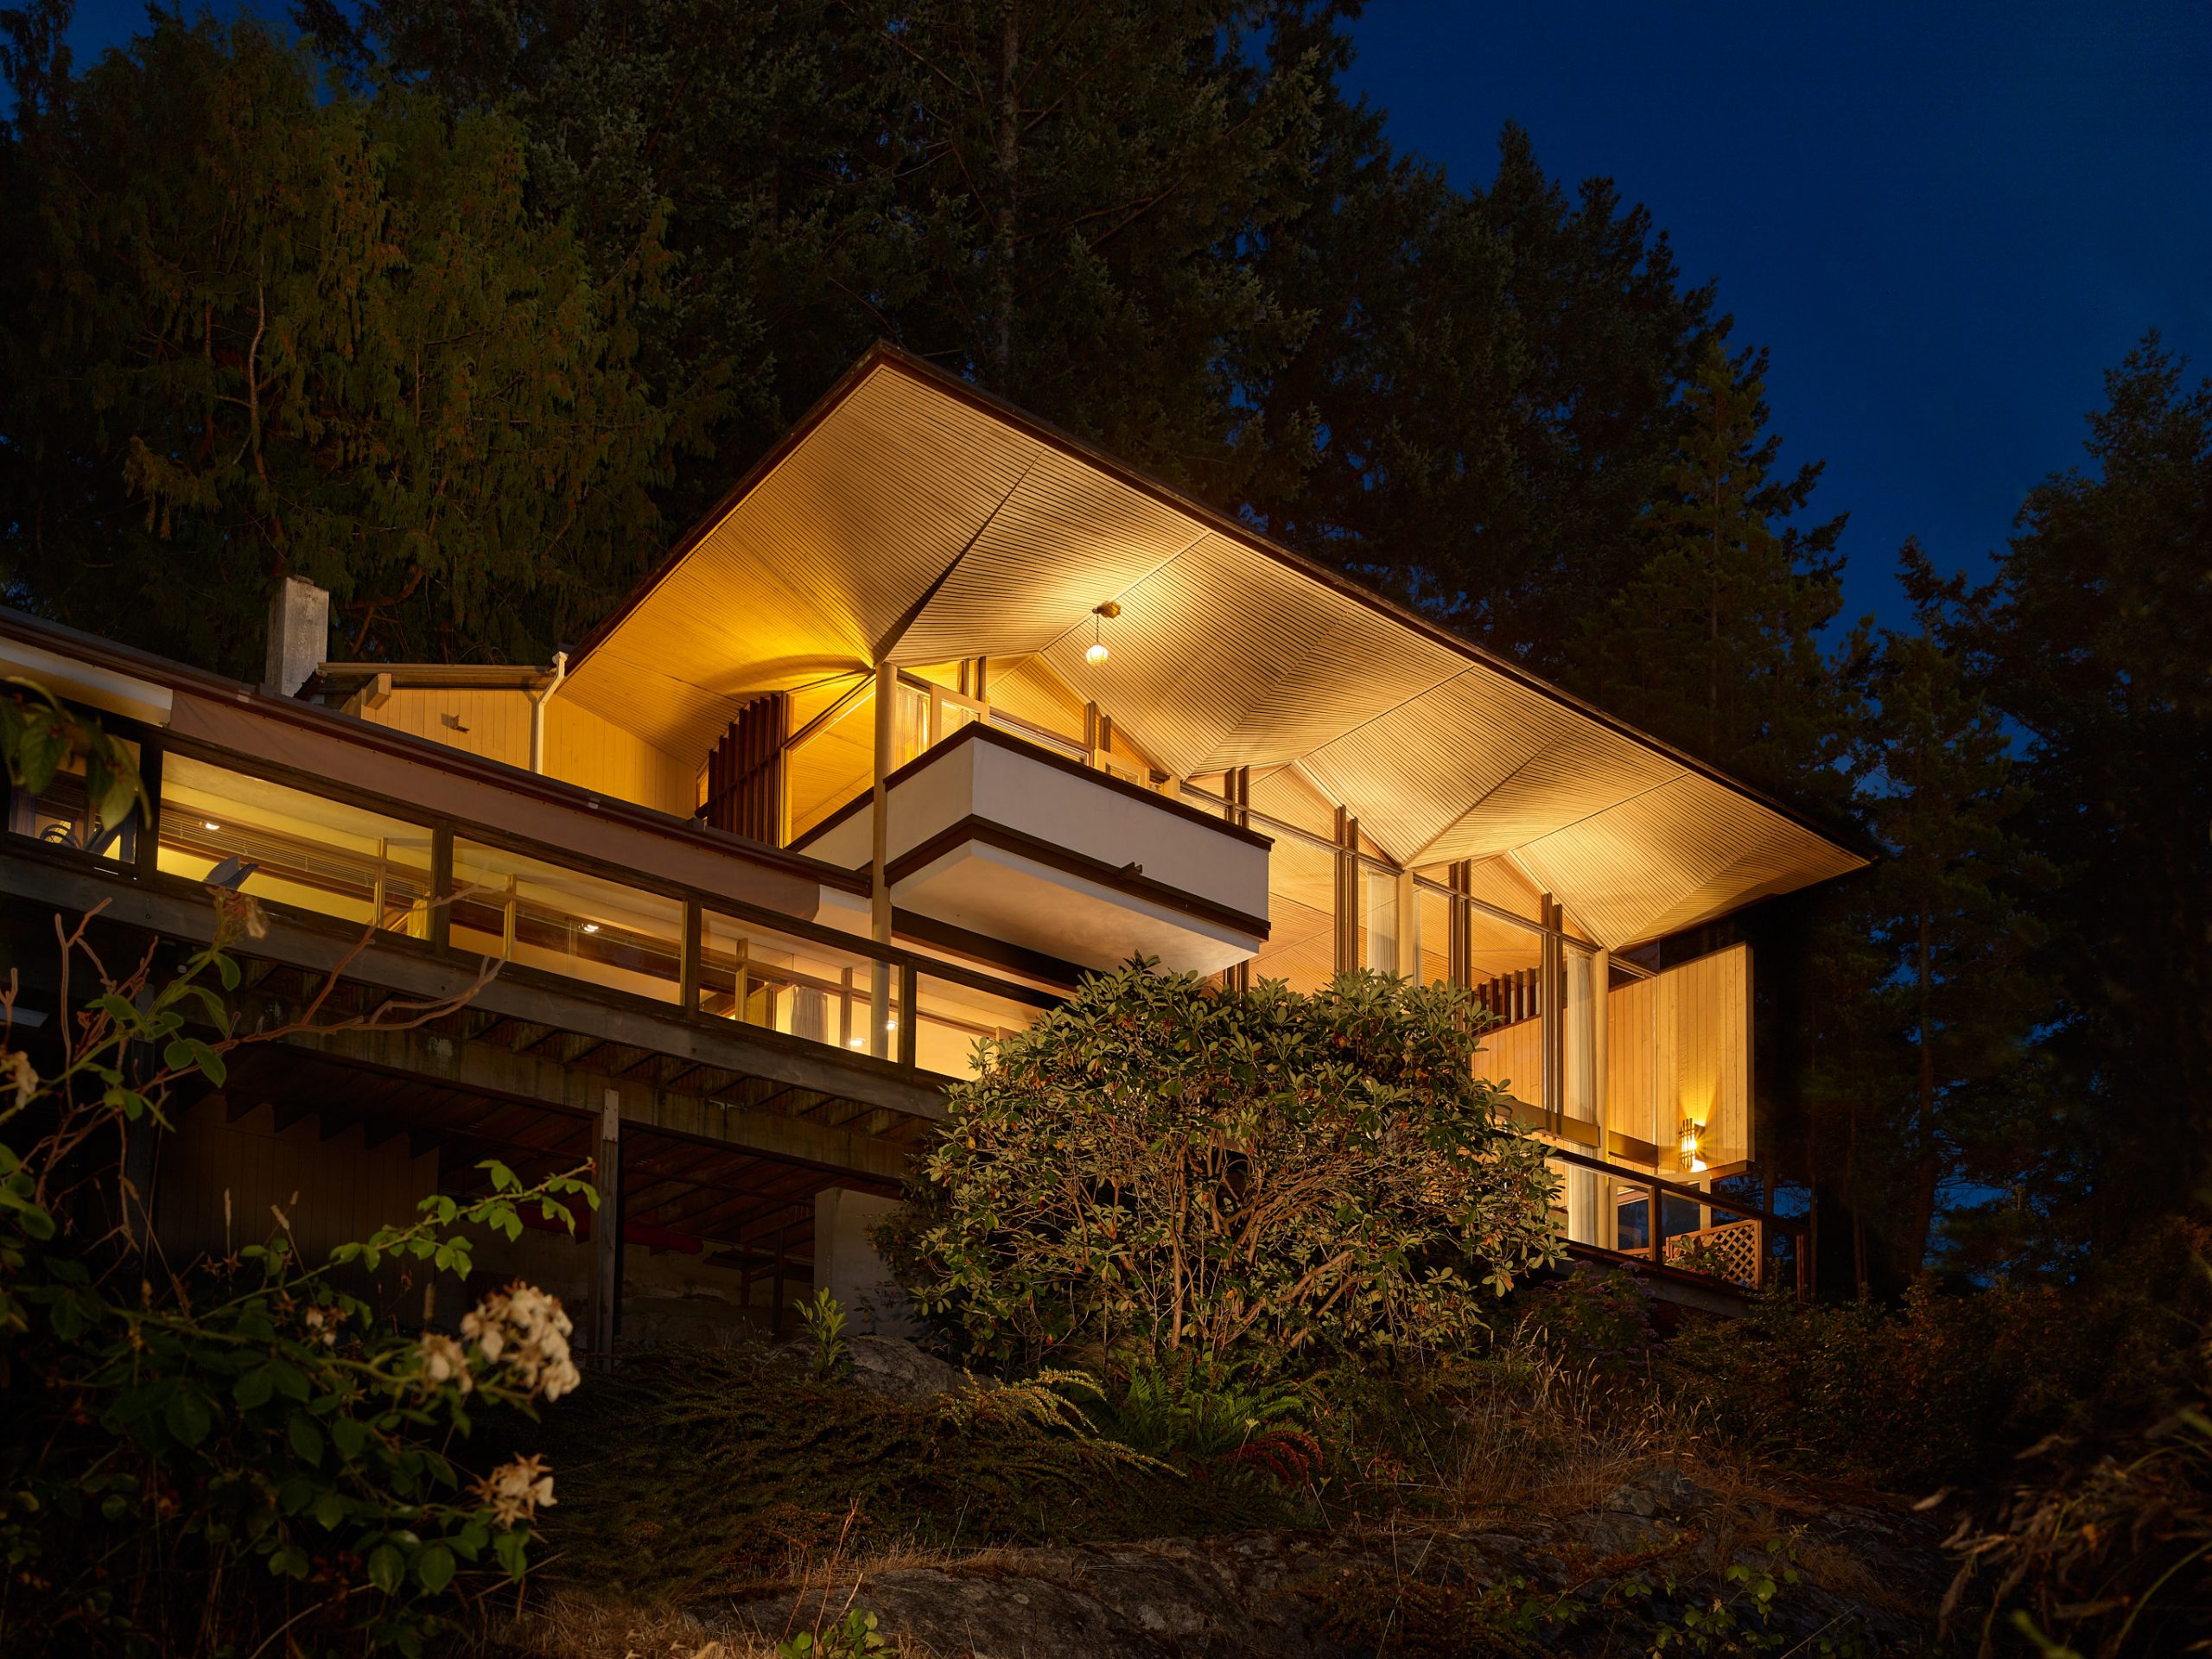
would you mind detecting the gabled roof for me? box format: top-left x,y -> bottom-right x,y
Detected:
564,344 -> 1866,950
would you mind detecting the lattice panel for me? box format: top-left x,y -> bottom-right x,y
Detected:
1664,1219 -> 1763,1289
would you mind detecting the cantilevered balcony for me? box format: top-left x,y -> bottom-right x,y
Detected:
791,723 -> 1271,976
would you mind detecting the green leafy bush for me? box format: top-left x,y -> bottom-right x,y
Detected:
0,681 -> 597,1654
877,963 -> 1560,1377
0,906 -> 597,1655
1664,1227 -> 2212,1489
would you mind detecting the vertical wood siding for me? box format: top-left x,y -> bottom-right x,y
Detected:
1602,944 -> 1751,1168
349,688 -> 695,817
153,1098 -> 439,1301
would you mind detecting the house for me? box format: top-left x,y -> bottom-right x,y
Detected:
0,345 -> 1864,1341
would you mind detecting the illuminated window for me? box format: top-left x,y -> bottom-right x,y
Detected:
157,754 -> 433,933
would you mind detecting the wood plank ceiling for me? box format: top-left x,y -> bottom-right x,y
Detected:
563,347 -> 1866,951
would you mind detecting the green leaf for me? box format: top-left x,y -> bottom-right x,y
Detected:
367,1543 -> 404,1596
331,1414 -> 367,1459
164,1389 -> 213,1447
416,1544 -> 455,1593
234,1366 -> 274,1410
286,1411 -> 325,1467
270,1545 -> 311,1580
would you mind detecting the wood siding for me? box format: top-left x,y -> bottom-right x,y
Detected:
1475,1016 -> 1546,1112
1475,943 -> 1751,1173
1605,944 -> 1751,1168
153,1098 -> 439,1306
351,687 -> 695,817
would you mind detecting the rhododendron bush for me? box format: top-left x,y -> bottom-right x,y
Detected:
878,963 -> 1562,1376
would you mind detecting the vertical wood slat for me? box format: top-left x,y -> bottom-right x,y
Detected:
702,692 -> 790,844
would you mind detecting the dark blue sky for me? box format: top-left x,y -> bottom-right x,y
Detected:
1344,0 -> 2212,627
49,2 -> 2212,631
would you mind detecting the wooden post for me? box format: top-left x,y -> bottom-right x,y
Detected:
429,825 -> 454,950
868,661 -> 896,1058
898,961 -> 919,1068
679,899 -> 702,1014
589,1089 -> 623,1355
770,1224 -> 789,1341
1645,1180 -> 1663,1265
1592,946 -> 1614,1249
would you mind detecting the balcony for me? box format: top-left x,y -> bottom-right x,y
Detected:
791,723 -> 1271,975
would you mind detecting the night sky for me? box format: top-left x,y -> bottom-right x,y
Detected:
47,1 -> 2212,632
1344,0 -> 2212,628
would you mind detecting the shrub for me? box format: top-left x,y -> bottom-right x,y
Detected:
1663,1228 -> 2212,1490
875,963 -> 1560,1376
0,903 -> 597,1655
0,683 -> 596,1654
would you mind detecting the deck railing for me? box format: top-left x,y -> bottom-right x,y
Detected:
1543,1144 -> 1808,1301
6,728 -> 1063,1084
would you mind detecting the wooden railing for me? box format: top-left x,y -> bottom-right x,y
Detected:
1544,1144 -> 1808,1301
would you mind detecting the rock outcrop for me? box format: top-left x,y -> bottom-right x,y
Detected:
693,1469 -> 1949,1656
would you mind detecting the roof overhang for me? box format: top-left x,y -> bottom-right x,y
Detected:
563,344 -> 1868,950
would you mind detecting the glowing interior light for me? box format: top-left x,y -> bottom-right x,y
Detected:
848,1037 -> 865,1049
202,821 -> 222,831
1085,641 -> 1109,665
580,922 -> 601,934
886,1019 -> 899,1031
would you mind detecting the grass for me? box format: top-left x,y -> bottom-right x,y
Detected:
498,1342 -> 1304,1607
467,1324 -> 1938,1656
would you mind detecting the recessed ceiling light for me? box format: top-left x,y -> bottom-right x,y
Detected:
202,821 -> 221,831
580,922 -> 601,934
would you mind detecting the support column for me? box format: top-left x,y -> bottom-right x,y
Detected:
868,661 -> 896,1058
1592,946 -> 1615,1249
815,1186 -> 918,1337
588,1089 -> 623,1355
1395,868 -> 1419,981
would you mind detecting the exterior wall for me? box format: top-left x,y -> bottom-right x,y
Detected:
1474,1017 -> 1546,1113
1605,944 -> 1752,1169
815,1187 -> 918,1337
153,1098 -> 440,1315
350,686 -> 695,818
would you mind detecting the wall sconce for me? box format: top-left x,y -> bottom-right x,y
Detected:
1678,1118 -> 1708,1173
1085,601 -> 1121,665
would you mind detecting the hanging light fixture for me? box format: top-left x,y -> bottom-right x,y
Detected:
1085,601 -> 1121,665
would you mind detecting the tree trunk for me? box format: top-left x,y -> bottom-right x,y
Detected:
991,3 -> 1020,385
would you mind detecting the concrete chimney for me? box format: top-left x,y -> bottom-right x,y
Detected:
264,575 -> 331,698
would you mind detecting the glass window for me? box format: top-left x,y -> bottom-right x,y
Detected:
1414,884 -> 1453,988
157,754 -> 433,933
913,970 -> 1046,1079
785,683 -> 877,842
1250,822 -> 1337,993
1467,905 -> 1544,1023
1563,944 -> 1599,1125
6,734 -> 143,865
1360,863 -> 1400,974
451,841 -> 683,1002
700,910 -> 894,1050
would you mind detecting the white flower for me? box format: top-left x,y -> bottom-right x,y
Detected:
416,1331 -> 473,1395
475,1452 -> 556,1526
461,1282 -> 582,1402
3,1050 -> 35,1110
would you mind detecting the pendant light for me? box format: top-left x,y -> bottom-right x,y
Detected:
1085,601 -> 1121,665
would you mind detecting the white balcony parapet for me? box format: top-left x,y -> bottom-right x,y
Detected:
792,724 -> 1270,975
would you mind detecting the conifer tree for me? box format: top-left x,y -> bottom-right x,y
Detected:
1573,340 -> 1861,804
0,13 -> 704,676
1943,336 -> 2212,1244
1827,552 -> 2051,1289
